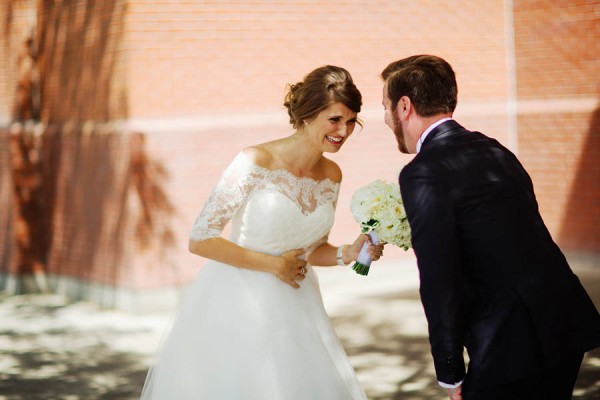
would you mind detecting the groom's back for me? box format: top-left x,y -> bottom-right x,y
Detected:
417,126 -> 600,360
415,128 -> 568,279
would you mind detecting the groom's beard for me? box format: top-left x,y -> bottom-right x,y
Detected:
393,109 -> 409,154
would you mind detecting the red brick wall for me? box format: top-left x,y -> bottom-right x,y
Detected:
0,1 -> 597,303
0,0 -> 32,122
124,0 -> 509,119
513,0 -> 599,251
0,0 -> 39,288
0,1 -> 10,124
0,130 -> 16,280
0,3 -> 14,282
513,1 -> 597,99
124,0 -> 513,286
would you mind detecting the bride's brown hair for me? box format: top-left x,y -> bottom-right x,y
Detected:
284,65 -> 362,129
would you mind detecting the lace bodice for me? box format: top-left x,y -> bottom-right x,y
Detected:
144,152 -> 366,400
190,152 -> 340,255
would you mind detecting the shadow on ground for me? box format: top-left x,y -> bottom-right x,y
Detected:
0,295 -> 152,400
332,288 -> 600,399
0,344 -> 147,399
0,270 -> 599,400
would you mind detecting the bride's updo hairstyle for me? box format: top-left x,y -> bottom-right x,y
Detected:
284,65 -> 362,129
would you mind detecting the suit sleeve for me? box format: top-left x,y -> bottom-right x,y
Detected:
400,165 -> 466,385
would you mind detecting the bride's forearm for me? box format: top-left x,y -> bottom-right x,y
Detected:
188,237 -> 279,274
308,243 -> 352,267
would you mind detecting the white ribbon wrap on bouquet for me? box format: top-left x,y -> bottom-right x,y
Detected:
356,231 -> 380,267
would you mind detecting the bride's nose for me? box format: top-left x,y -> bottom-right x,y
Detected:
338,123 -> 348,137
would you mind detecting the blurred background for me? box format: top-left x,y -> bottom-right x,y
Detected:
0,0 -> 598,399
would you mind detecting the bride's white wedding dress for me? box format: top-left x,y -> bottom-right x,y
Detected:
140,152 -> 367,400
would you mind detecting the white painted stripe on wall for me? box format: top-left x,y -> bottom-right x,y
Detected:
124,97 -> 598,133
0,113 -> 11,126
126,112 -> 290,132
2,98 -> 596,133
516,97 -> 599,114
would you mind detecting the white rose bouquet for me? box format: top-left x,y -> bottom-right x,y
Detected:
350,180 -> 412,275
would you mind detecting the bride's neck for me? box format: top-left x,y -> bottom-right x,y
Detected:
276,134 -> 323,176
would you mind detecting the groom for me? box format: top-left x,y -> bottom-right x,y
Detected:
380,54 -> 600,400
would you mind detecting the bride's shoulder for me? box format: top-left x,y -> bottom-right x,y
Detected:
241,146 -> 273,169
319,157 -> 342,184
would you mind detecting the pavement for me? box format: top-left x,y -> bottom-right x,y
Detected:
0,254 -> 599,400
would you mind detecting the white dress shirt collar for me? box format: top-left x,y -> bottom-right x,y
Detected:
416,117 -> 453,153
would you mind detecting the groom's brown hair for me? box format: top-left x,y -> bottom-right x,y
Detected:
381,55 -> 457,117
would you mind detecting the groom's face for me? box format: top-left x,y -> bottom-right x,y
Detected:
382,84 -> 409,154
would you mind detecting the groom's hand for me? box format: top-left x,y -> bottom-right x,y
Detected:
446,386 -> 462,400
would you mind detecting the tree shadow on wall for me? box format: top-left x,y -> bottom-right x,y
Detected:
36,0 -> 129,122
4,0 -> 177,294
129,132 -> 176,253
40,126 -> 176,293
558,105 -> 600,253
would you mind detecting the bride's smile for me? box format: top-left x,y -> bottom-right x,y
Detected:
301,102 -> 358,153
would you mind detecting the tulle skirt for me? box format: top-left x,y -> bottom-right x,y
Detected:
140,261 -> 367,400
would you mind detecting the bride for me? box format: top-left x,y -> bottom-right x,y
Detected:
140,65 -> 384,400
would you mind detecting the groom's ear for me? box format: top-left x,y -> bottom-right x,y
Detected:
397,96 -> 411,119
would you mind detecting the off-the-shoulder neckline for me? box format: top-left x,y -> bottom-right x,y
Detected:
237,151 -> 340,187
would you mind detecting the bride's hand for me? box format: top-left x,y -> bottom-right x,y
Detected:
275,249 -> 307,288
347,234 -> 385,262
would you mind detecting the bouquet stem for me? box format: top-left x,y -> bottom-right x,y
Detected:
352,231 -> 380,276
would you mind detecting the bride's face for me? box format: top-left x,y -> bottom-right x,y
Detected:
303,102 -> 358,153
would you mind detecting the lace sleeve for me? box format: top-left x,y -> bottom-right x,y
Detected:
189,152 -> 264,242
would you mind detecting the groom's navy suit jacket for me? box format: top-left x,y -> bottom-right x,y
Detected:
399,120 -> 600,389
